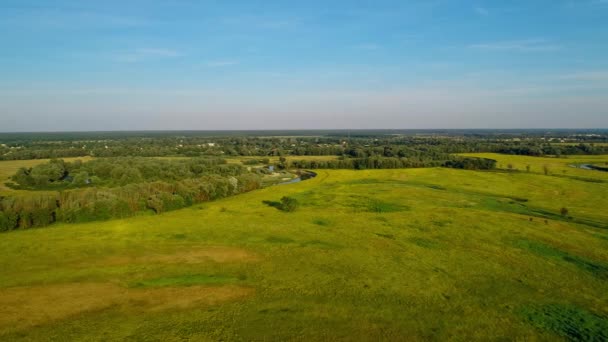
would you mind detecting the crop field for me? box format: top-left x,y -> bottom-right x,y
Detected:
1,154 -> 608,340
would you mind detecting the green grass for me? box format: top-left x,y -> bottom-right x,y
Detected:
514,239 -> 608,279
366,199 -> 409,213
520,304 -> 608,340
265,236 -> 296,244
408,237 -> 440,249
459,152 -> 608,183
132,274 -> 239,288
1,154 -> 608,340
311,218 -> 331,226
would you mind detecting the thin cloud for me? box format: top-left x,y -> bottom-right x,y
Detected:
469,39 -> 560,52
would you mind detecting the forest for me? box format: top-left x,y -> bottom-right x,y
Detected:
1,130 -> 607,161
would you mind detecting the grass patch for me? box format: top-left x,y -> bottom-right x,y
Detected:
344,179 -> 406,186
408,237 -> 439,249
529,208 -> 608,230
479,198 -> 608,230
426,184 -> 446,190
432,220 -> 451,228
367,200 -> 409,213
312,218 -> 330,226
132,274 -> 238,288
266,236 -> 295,244
515,239 -> 608,279
374,233 -> 395,240
520,304 -> 608,340
299,240 -> 341,249
552,174 -> 606,183
263,196 -> 299,212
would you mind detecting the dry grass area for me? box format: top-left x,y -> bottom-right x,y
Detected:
100,246 -> 260,266
0,282 -> 253,333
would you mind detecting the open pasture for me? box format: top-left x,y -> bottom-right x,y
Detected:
1,155 -> 608,340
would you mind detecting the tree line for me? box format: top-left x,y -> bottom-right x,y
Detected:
8,157 -> 240,189
285,156 -> 496,170
0,173 -> 262,232
1,157 -> 266,231
2,131 -> 607,161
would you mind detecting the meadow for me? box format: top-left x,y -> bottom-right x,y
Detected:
1,154 -> 608,340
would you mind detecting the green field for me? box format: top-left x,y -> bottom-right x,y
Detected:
460,153 -> 608,182
1,155 -> 608,340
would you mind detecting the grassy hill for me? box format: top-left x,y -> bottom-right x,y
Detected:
1,155 -> 608,340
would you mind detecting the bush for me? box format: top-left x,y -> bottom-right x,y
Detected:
280,196 -> 299,212
0,212 -> 18,232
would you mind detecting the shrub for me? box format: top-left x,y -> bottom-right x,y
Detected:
280,196 -> 299,212
0,212 -> 18,232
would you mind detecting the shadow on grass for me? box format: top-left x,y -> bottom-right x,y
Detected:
514,239 -> 608,279
262,200 -> 282,209
520,304 -> 608,340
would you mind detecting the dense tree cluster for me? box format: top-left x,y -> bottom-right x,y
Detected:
442,157 -> 497,170
0,173 -> 262,231
287,156 -> 495,170
288,157 -> 445,170
1,156 -> 267,231
496,143 -> 607,157
9,157 -> 239,189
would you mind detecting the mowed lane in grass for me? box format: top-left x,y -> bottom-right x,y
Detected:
1,163 -> 608,340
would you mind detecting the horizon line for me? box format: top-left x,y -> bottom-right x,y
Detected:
1,128 -> 608,134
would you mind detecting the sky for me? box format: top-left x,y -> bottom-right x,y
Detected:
1,0 -> 607,131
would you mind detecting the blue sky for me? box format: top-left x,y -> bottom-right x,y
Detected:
1,0 -> 607,131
